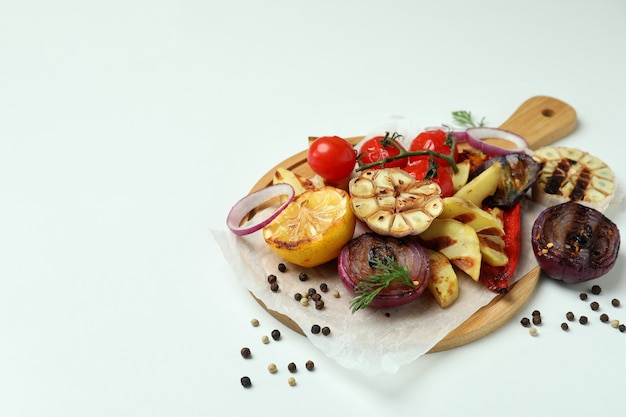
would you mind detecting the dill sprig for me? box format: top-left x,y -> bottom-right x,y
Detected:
350,256 -> 415,313
451,110 -> 486,128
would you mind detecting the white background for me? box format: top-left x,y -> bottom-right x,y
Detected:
2,1 -> 626,416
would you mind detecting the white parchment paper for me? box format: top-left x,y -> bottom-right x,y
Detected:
212,198 -> 543,376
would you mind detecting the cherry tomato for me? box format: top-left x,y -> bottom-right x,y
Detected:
409,129 -> 458,167
307,136 -> 357,182
403,158 -> 454,197
358,135 -> 408,169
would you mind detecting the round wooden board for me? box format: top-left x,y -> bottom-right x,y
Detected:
246,95 -> 577,352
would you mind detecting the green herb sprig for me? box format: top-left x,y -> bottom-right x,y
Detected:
350,256 -> 416,313
451,110 -> 486,128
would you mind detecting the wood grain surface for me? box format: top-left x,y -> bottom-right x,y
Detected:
248,95 -> 577,352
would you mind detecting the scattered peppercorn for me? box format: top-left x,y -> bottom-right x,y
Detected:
532,315 -> 542,325
311,293 -> 322,302
320,283 -> 328,292
315,300 -> 325,310
251,318 -> 260,327
619,324 -> 626,333
611,319 -> 620,328
261,335 -> 269,344
294,293 -> 302,302
270,283 -> 279,292
591,285 -> 602,295
288,362 -> 297,373
561,323 -> 569,331
612,298 -> 621,307
600,313 -> 609,322
271,329 -> 281,341
321,326 -> 331,336
298,272 -> 308,281
532,310 -> 541,317
240,376 -> 252,388
529,327 -> 538,336
311,324 -> 321,334
267,274 -> 277,284
300,297 -> 309,307
288,377 -> 296,386
333,291 -> 341,298
308,288 -> 317,297
278,263 -> 287,273
520,317 -> 531,327
566,311 -> 575,321
305,360 -> 315,371
579,293 -> 588,300
240,347 -> 252,359
579,316 -> 588,325
590,301 -> 600,311
268,363 -> 277,374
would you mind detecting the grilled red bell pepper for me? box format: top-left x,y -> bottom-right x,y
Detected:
480,201 -> 521,294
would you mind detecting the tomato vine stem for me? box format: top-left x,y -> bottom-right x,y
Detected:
356,131 -> 459,173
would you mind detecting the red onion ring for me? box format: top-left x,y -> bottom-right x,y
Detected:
466,127 -> 529,155
226,183 -> 295,236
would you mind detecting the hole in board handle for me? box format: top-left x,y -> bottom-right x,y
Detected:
541,108 -> 555,117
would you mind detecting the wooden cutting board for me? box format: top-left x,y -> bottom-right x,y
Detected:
248,95 -> 577,352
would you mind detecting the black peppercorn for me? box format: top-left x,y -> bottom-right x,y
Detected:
298,272 -> 308,281
240,347 -> 251,359
600,313 -> 609,322
321,326 -> 331,336
579,315 -> 588,325
520,317 -> 531,327
267,274 -> 277,284
271,329 -> 281,341
590,301 -> 600,311
315,300 -> 325,310
294,293 -> 302,301
620,324 -> 626,333
579,292 -> 588,300
612,298 -> 621,307
320,283 -> 328,292
532,315 -> 542,326
278,263 -> 287,273
561,323 -> 569,331
287,362 -> 297,373
311,324 -> 321,334
591,285 -> 602,295
240,376 -> 252,388
566,311 -> 575,321
270,283 -> 279,292
532,310 -> 541,317
311,293 -> 322,302
308,288 -> 317,297
305,360 -> 315,371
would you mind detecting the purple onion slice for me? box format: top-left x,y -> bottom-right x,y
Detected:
531,202 -> 620,283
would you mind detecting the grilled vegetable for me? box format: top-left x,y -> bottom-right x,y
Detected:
480,202 -> 521,293
531,201 -> 620,283
338,233 -> 430,312
531,146 -> 615,212
425,248 -> 459,308
418,218 -> 482,281
453,162 -> 503,207
469,153 -> 543,209
349,168 -> 444,237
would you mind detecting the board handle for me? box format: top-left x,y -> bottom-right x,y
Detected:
498,95 -> 577,150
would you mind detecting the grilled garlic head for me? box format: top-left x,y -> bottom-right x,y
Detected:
349,168 -> 443,237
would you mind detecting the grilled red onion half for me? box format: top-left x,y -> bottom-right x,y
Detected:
531,202 -> 620,283
338,233 -> 430,309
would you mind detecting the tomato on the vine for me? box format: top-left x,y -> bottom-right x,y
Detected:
358,135 -> 408,169
307,136 -> 357,182
409,129 -> 458,167
403,158 -> 455,197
